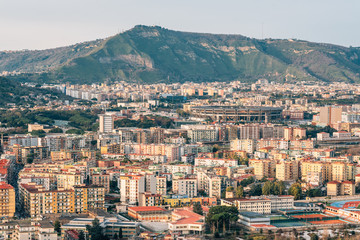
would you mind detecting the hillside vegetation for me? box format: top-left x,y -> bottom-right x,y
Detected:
2,25 -> 360,84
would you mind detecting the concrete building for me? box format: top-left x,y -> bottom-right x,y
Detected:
249,159 -> 276,180
196,172 -> 221,198
0,182 -> 15,218
173,178 -> 198,198
99,114 -> 114,133
319,106 -> 342,126
119,175 -> 145,204
327,181 -> 355,196
276,160 -> 299,181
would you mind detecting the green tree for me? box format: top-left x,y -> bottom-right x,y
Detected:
249,184 -> 262,196
119,227 -> 123,239
27,153 -> 35,164
289,183 -> 302,200
274,181 -> 285,195
206,206 -> 239,233
262,181 -> 273,195
66,128 -> 84,135
240,177 -> 254,187
86,218 -> 106,240
78,231 -> 86,240
54,220 -> 61,235
310,233 -> 319,240
226,186 -> 234,192
193,202 -> 203,215
49,127 -> 63,133
30,129 -> 46,137
235,186 -> 244,198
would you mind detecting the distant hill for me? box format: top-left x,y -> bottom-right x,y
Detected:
0,77 -> 70,107
1,25 -> 360,84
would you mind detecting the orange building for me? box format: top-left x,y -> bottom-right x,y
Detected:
0,182 -> 15,217
128,206 -> 170,221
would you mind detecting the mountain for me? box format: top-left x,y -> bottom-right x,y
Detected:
1,25 -> 360,84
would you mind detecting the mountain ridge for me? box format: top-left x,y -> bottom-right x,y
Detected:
1,25 -> 360,84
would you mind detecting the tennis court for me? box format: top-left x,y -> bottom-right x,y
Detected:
309,220 -> 346,225
292,213 -> 327,219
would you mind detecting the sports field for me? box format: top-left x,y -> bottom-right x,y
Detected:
309,220 -> 345,225
292,213 -> 328,219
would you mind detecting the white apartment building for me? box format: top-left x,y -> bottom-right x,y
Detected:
194,157 -> 238,167
156,176 -> 167,195
197,172 -> 221,198
187,129 -> 218,143
119,175 -> 145,204
161,164 -> 193,175
173,178 -> 198,198
99,114 -> 114,133
230,139 -> 256,153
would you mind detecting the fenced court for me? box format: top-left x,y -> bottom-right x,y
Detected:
270,211 -> 348,228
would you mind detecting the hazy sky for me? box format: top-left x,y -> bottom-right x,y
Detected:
1,0 -> 359,50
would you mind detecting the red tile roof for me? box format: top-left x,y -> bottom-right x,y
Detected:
128,206 -> 165,212
0,182 -> 13,190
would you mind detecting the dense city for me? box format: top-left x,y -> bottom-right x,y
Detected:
1,79 -> 360,239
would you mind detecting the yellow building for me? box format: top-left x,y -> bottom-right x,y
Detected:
332,162 -> 355,182
20,183 -> 105,217
51,150 -> 97,161
0,182 -> 15,218
20,183 -> 75,217
327,181 -> 355,196
276,160 -> 299,181
91,174 -> 110,193
73,185 -> 105,213
57,174 -> 83,190
249,159 -> 276,180
301,161 -> 355,183
301,161 -> 332,183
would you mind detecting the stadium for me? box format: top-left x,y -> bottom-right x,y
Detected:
190,106 -> 283,122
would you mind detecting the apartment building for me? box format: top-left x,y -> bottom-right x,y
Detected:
230,139 -> 256,153
99,114 -> 114,133
327,181 -> 356,196
12,145 -> 49,164
187,129 -> 218,143
0,182 -> 15,218
91,173 -> 110,193
73,185 -> 105,213
196,172 -> 221,198
56,173 -> 83,190
276,160 -> 299,181
19,183 -> 105,217
161,164 -> 193,175
301,161 -> 355,183
20,183 -> 75,217
119,175 -> 145,204
194,157 -> 238,167
139,192 -> 162,206
249,159 -> 276,180
156,176 -> 167,195
50,149 -> 97,161
173,178 -> 198,198
0,220 -> 57,240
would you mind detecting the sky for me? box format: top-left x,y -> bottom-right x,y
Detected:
0,0 -> 359,50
